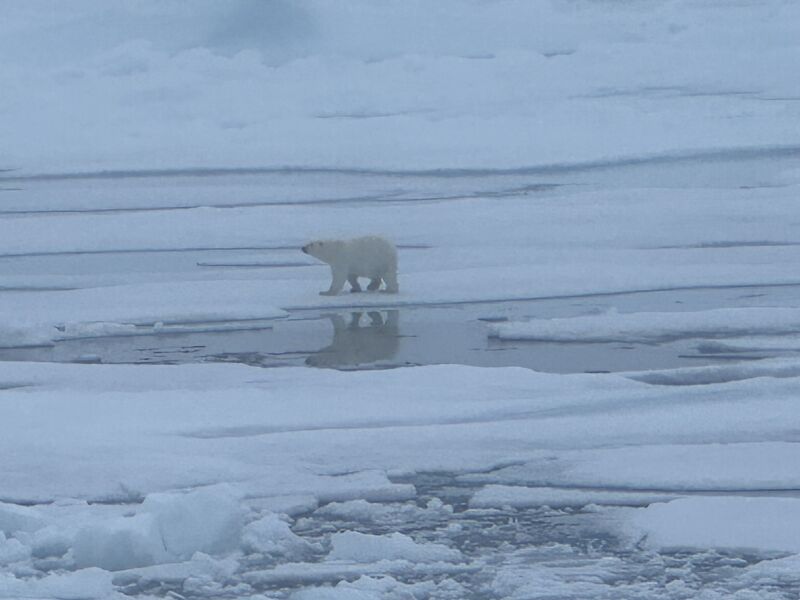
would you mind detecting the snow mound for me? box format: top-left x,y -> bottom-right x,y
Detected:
141,485 -> 243,559
328,531 -> 462,564
241,513 -> 320,559
0,532 -> 29,566
627,497 -> 800,553
74,485 -> 243,571
490,307 -> 800,343
0,503 -> 45,535
73,513 -> 169,571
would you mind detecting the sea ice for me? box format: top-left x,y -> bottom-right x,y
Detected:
73,485 -> 244,571
241,513 -> 320,560
328,531 -> 462,564
0,567 -> 116,600
626,497 -> 800,554
311,498 -> 453,526
0,503 -> 45,536
470,485 -> 678,509
0,533 -> 28,566
288,574 -> 464,600
73,513 -> 168,571
491,307 -> 800,343
1,2 -> 799,596
461,443 -> 800,492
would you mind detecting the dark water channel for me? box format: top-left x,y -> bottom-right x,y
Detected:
4,283 -> 800,374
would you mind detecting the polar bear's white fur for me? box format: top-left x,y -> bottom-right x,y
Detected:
302,236 -> 399,296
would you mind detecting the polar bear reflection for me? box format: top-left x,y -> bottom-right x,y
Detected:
306,311 -> 399,368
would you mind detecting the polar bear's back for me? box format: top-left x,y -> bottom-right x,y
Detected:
345,236 -> 397,276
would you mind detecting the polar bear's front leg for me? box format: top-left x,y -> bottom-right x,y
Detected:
382,270 -> 399,294
321,266 -> 347,296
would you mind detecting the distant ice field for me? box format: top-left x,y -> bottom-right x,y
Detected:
2,1 -> 800,172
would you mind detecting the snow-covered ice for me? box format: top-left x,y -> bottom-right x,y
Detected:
2,1 -> 800,172
0,568 -> 116,600
491,307 -> 800,343
0,280 -> 287,348
625,497 -> 800,554
328,532 -> 462,564
465,442 -> 800,492
74,485 -> 244,571
241,513 -> 320,560
2,1 -> 800,598
469,485 -> 679,510
1,360 -> 800,596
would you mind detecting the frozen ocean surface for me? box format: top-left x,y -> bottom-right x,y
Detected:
2,1 -> 800,598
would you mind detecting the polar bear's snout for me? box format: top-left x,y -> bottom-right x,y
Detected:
302,241 -> 323,255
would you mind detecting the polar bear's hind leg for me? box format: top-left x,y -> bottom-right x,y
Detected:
383,270 -> 399,294
348,275 -> 362,293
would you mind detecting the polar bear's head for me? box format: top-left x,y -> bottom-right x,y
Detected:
301,239 -> 343,264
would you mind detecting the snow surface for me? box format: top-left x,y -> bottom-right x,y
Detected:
3,179 -> 800,349
626,497 -> 800,554
328,532 -> 462,564
0,281 -> 287,348
2,360 -> 800,596
490,307 -> 800,343
470,485 -> 679,509
624,357 -> 800,386
2,1 -> 800,172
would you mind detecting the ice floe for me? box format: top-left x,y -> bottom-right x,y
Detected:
625,497 -> 800,554
490,307 -> 800,343
470,485 -> 678,510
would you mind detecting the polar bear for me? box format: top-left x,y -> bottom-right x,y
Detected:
301,236 -> 399,296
